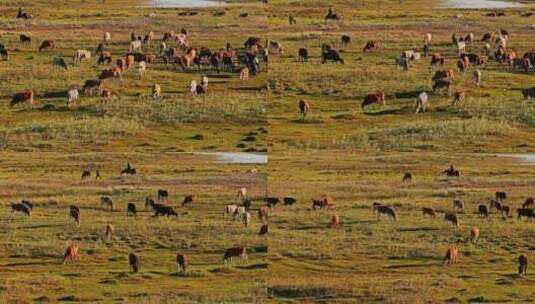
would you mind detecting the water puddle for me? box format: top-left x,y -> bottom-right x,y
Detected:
193,152 -> 267,164
501,154 -> 535,165
144,0 -> 224,8
442,0 -> 525,9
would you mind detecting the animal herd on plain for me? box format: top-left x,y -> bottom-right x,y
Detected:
2,8 -> 267,108
277,8 -> 535,118
7,162 -> 271,273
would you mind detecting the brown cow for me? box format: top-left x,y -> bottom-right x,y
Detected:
10,91 -> 34,107
176,253 -> 187,272
523,197 -> 534,208
298,99 -> 310,119
422,207 -> 436,218
83,79 -> 102,96
375,205 -> 397,221
223,247 -> 247,264
105,224 -> 114,239
38,40 -> 55,52
98,51 -> 112,64
126,54 -> 135,69
432,69 -> 454,81
63,245 -> 79,264
444,213 -> 459,227
69,205 -> 80,225
101,89 -> 112,101
182,195 -> 195,206
444,245 -> 460,265
258,224 -> 268,236
522,87 -> 535,99
519,254 -> 528,275
312,196 -> 334,210
470,226 -> 479,243
452,91 -> 465,108
329,214 -> 340,228
99,67 -> 121,80
258,206 -> 271,221
430,53 -> 445,66
11,203 -> 31,216
363,40 -> 381,52
361,91 -> 386,110
402,172 -> 412,184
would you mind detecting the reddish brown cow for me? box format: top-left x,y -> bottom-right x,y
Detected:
223,247 -> 247,264
363,40 -> 381,52
312,196 -> 334,209
63,245 -> 79,264
11,203 -> 31,216
176,253 -> 187,272
182,195 -> 195,206
10,91 -> 34,107
523,197 -> 534,208
362,91 -> 386,109
38,40 -> 55,52
431,53 -> 445,66
298,99 -> 310,119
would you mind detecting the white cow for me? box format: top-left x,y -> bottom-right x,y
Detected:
424,33 -> 432,45
67,89 -> 79,106
104,32 -> 111,43
137,61 -> 146,78
415,92 -> 428,113
233,206 -> 246,220
130,40 -> 142,52
225,204 -> 238,217
73,49 -> 91,63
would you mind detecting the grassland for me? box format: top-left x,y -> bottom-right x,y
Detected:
266,0 -> 535,302
0,152 -> 267,302
0,0 -> 268,153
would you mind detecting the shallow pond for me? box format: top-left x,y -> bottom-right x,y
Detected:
145,0 -> 224,8
194,152 -> 267,164
442,0 -> 525,9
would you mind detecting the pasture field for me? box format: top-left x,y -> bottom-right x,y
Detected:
0,152 -> 267,302
0,0 -> 268,153
266,0 -> 535,303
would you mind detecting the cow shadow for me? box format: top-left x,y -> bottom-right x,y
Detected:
387,262 -> 437,269
362,108 -> 400,116
236,263 -> 268,270
397,226 -> 440,232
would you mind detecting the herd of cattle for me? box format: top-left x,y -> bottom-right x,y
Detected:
8,162 -> 267,273
2,8 -> 269,108
273,8 -> 535,116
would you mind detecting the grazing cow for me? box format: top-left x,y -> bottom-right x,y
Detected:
490,199 -> 502,212
402,172 -> 412,184
225,204 -> 238,217
473,69 -> 482,87
457,59 -> 467,73
99,67 -> 121,80
415,92 -> 428,113
298,48 -> 308,62
268,41 -> 283,55
362,91 -> 386,110
321,45 -> 344,64
363,40 -> 381,52
452,91 -> 465,108
100,88 -> 111,101
127,203 -> 136,216
182,195 -> 195,206
283,197 -> 297,206
341,35 -> 351,46
104,224 -> 114,239
152,84 -> 161,99
500,205 -> 511,218
456,41 -> 466,56
73,50 -> 91,63
424,33 -> 432,45
0,49 -> 7,61
422,207 -> 436,218
453,199 -> 464,212
298,99 -> 310,120
329,214 -> 340,228
129,253 -> 139,273
312,197 -> 334,210
21,200 -> 33,210
101,196 -> 113,211
153,205 -> 178,217
444,245 -> 460,265
129,40 -> 142,52
137,61 -> 147,78
81,169 -> 90,179
121,162 -> 136,175
104,32 -> 111,43
522,87 -> 535,99
98,51 -> 112,64
375,205 -> 397,221
145,197 -> 156,210
243,211 -> 251,227
67,89 -> 79,106
223,247 -> 247,264
433,79 -> 452,96
470,226 -> 479,243
53,56 -> 68,70
444,213 -> 459,227
237,188 -> 247,200
432,69 -> 454,81
177,254 -> 187,272
158,189 -> 168,201
519,255 -> 528,275
233,206 -> 246,220
11,203 -> 31,216
478,205 -> 489,218
517,208 -> 535,220
17,8 -> 33,19
266,197 -> 280,208
430,53 -> 445,66
258,224 -> 268,236
325,7 -> 340,20
83,79 -> 102,96
38,40 -> 55,52
63,245 -> 79,264
258,206 -> 271,222
10,91 -> 35,107
523,197 -> 534,208
69,205 -> 80,225
20,34 -> 31,43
